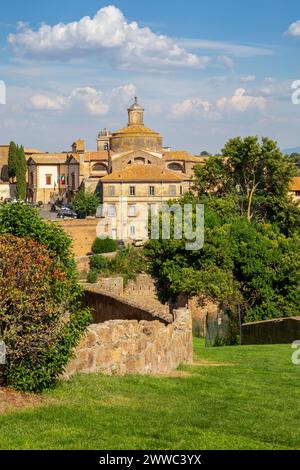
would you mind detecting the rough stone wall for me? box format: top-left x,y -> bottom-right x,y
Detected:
242,316 -> 300,345
65,308 -> 193,377
0,183 -> 9,200
170,294 -> 221,338
125,273 -> 156,296
84,287 -> 169,324
188,298 -> 220,337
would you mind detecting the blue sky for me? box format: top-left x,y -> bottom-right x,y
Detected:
1,0 -> 300,153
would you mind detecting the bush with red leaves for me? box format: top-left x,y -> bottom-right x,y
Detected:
0,234 -> 91,391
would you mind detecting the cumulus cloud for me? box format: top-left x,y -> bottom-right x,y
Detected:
171,98 -> 212,119
30,94 -> 67,110
284,20 -> 300,37
30,83 -> 136,115
217,88 -> 266,112
8,5 -> 209,71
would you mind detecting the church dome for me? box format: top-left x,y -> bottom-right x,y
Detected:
110,98 -> 163,153
127,97 -> 144,111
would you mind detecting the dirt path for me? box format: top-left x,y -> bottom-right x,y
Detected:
0,387 -> 44,415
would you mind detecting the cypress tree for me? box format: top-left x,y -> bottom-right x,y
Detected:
15,145 -> 27,200
8,141 -> 17,181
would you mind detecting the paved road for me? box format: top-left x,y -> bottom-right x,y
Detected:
39,206 -> 58,221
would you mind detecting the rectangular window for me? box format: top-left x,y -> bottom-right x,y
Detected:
169,185 -> 176,197
180,185 -> 183,195
108,185 -> 115,197
130,225 -> 136,238
149,186 -> 155,196
296,191 -> 300,197
129,186 -> 136,196
108,204 -> 116,217
30,172 -> 34,186
128,205 -> 136,217
45,174 -> 52,186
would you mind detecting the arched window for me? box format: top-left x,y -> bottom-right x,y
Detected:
167,162 -> 184,172
0,165 -> 9,182
134,157 -> 145,165
92,163 -> 108,172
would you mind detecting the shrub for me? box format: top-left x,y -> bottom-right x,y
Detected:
92,237 -> 117,254
72,188 -> 99,216
90,255 -> 109,272
0,234 -> 91,392
0,203 -> 77,285
87,269 -> 98,284
107,247 -> 146,285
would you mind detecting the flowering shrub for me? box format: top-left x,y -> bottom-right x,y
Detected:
0,234 -> 91,392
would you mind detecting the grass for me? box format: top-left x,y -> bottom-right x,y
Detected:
0,339 -> 299,450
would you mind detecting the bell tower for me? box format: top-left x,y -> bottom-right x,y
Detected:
127,97 -> 144,126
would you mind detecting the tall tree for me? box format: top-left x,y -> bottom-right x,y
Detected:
193,136 -> 296,221
15,145 -> 27,200
7,141 -> 17,182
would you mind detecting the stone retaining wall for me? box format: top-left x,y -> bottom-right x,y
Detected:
84,287 -> 170,324
241,316 -> 300,345
65,308 -> 193,377
56,219 -> 98,257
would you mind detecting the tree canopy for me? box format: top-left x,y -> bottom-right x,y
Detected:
145,136 -> 300,325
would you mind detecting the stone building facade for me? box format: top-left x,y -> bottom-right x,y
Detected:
24,98 -> 206,209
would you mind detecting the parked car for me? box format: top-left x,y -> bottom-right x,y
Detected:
132,239 -> 144,247
57,207 -> 77,219
26,202 -> 39,208
4,198 -> 17,204
76,210 -> 87,219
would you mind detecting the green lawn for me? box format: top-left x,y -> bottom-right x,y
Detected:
0,339 -> 299,450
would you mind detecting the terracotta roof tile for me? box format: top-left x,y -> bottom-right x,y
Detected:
101,164 -> 184,182
28,154 -> 73,164
290,177 -> 300,191
163,151 -> 208,163
84,151 -> 110,162
112,125 -> 160,136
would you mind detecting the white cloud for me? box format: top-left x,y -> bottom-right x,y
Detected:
217,88 -> 266,112
171,98 -> 212,118
177,39 -> 274,57
8,5 -> 209,71
284,20 -> 300,37
30,94 -> 66,110
240,75 -> 256,83
30,83 -> 137,115
69,87 -> 109,115
218,55 -> 234,69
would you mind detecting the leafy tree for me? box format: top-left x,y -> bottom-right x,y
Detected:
145,136 -> 300,327
15,145 -> 27,200
200,150 -> 211,156
145,197 -> 300,324
289,152 -> 300,164
72,188 -> 99,216
7,141 -> 17,181
194,136 -> 296,221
